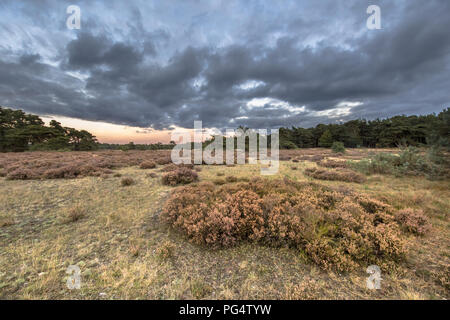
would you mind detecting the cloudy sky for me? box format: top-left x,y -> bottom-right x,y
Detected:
0,0 -> 449,143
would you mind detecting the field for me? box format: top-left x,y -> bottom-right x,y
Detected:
0,149 -> 449,299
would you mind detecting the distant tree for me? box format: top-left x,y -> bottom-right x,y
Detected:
318,130 -> 333,147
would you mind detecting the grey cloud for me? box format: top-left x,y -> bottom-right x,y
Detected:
0,0 -> 449,131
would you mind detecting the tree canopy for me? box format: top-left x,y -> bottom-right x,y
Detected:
0,106 -> 98,152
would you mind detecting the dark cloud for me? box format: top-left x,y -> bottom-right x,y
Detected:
0,0 -> 449,131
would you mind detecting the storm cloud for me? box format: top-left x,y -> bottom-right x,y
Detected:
0,0 -> 449,130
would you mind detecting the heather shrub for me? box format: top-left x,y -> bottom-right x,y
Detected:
318,159 -> 348,169
156,157 -> 171,165
304,167 -> 366,183
6,168 -> 39,180
225,175 -> 238,183
161,163 -> 194,172
65,205 -> 86,223
155,241 -> 176,261
161,167 -> 198,186
146,172 -> 157,178
395,208 -> 431,236
216,172 -> 224,176
331,141 -> 346,153
121,177 -> 135,186
139,161 -> 156,169
213,178 -> 226,185
290,166 -> 298,170
161,179 -> 406,272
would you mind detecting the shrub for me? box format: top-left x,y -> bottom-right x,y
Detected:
140,161 -> 156,169
113,173 -> 122,177
161,167 -> 198,186
161,179 -> 406,272
155,241 -> 176,261
6,168 -> 39,180
290,166 -> 297,170
331,141 -> 346,153
225,176 -> 238,183
156,157 -> 171,165
147,172 -> 157,178
121,177 -> 135,186
304,167 -> 366,183
352,147 -> 449,180
318,159 -> 348,169
213,178 -> 226,185
161,163 -> 194,172
66,206 -> 86,223
292,159 -> 299,163
216,172 -> 224,176
395,208 -> 431,236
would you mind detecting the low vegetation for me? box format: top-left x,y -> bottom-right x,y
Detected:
395,208 -> 432,236
0,148 -> 448,299
304,167 -> 366,183
162,178 -> 408,272
161,167 -> 198,186
352,147 -> 450,180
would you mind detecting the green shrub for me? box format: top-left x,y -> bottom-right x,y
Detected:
331,141 -> 346,153
352,147 -> 449,179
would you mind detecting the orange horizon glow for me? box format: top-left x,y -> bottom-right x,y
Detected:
40,115 -> 179,144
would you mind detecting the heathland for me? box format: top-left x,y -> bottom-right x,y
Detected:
0,148 -> 448,299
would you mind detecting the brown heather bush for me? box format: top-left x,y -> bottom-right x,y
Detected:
304,167 -> 366,183
161,178 -> 407,272
161,167 -> 198,186
0,150 -> 171,180
225,175 -> 238,183
121,177 -> 135,186
156,157 -> 172,165
65,205 -> 86,223
213,178 -> 226,185
216,172 -> 224,176
291,166 -> 298,170
139,161 -> 156,169
292,159 -> 299,163
155,241 -> 176,261
146,172 -> 157,178
161,163 -> 194,172
395,208 -> 431,236
318,159 -> 348,168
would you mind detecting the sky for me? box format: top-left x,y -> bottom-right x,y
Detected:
0,0 -> 449,143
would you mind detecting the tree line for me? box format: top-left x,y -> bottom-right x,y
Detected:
1,106 -> 448,152
0,106 -> 98,152
278,108 -> 449,149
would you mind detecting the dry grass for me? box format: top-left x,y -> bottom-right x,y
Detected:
0,148 -> 448,299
